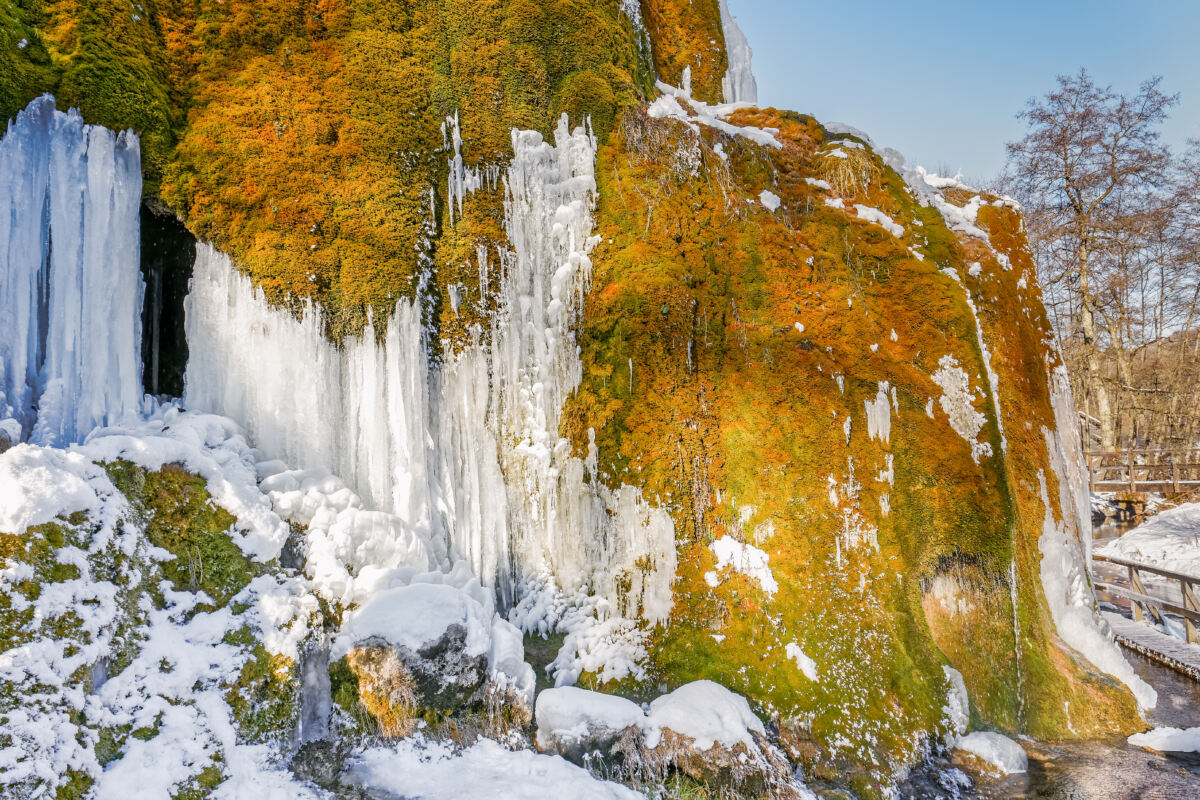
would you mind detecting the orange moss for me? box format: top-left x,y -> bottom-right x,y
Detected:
566,103 -> 1138,786
639,0 -> 727,102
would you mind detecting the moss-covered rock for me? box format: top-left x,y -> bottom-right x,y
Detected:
556,104 -> 1138,791
104,460 -> 254,609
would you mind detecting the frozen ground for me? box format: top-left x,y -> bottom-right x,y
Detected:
1098,501 -> 1200,578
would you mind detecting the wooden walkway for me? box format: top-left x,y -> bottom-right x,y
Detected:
1102,612 -> 1200,682
1086,448 -> 1200,494
1093,553 -> 1200,680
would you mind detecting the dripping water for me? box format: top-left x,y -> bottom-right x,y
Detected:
1009,557 -> 1026,728
297,633 -> 332,744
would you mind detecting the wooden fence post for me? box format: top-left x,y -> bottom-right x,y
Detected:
1128,450 -> 1136,493
1129,565 -> 1143,622
1183,580 -> 1199,645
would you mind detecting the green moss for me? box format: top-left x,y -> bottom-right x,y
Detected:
0,0 -> 57,124
172,762 -> 226,800
104,460 -> 253,609
224,631 -> 300,743
54,769 -> 93,800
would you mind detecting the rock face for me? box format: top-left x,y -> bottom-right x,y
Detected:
1,1 -> 1146,796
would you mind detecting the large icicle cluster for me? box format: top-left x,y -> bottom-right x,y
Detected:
718,0 -> 758,105
184,116 -> 676,650
0,96 -> 144,446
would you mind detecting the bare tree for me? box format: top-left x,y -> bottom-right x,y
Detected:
1004,70 -> 1180,449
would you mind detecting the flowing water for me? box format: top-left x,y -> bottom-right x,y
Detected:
977,517 -> 1200,799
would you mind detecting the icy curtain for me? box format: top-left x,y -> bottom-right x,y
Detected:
719,0 -> 758,105
184,117 -> 676,618
0,96 -> 144,446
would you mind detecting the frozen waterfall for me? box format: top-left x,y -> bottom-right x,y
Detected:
719,0 -> 759,106
184,116 -> 676,620
0,96 -> 144,446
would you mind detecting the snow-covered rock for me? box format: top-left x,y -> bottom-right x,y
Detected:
644,680 -> 766,750
535,686 -> 645,761
954,731 -> 1028,775
339,583 -> 492,712
1128,725 -> 1200,753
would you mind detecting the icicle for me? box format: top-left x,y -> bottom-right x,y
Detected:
0,95 -> 144,445
864,381 -> 891,444
184,115 -> 676,622
718,0 -> 759,105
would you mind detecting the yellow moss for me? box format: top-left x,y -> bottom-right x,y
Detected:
640,0 -> 727,102
564,102 -> 1139,786
345,644 -> 418,738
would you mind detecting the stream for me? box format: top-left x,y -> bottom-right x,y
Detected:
978,520 -> 1200,799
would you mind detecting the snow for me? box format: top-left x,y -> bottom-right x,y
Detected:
1099,502 -> 1200,577
955,732 -> 1027,774
0,445 -> 101,534
648,81 -> 781,149
709,535 -> 778,596
0,420 -> 305,797
853,204 -> 904,238
719,0 -> 758,105
336,582 -> 492,658
785,642 -> 819,682
349,737 -> 643,800
0,96 -> 145,447
0,403 -> 548,797
759,189 -> 781,211
931,355 -> 992,464
645,680 -> 765,750
535,686 -> 645,750
1128,726 -> 1200,753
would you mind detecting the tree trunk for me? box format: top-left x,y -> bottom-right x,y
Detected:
1076,237 -> 1117,449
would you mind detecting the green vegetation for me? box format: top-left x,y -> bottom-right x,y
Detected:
105,460 -> 253,609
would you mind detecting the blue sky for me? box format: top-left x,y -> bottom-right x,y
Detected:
730,0 -> 1200,182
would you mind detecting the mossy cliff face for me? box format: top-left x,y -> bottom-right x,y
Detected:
562,106 -> 1138,789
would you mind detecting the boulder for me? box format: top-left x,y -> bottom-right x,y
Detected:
535,686 -> 646,765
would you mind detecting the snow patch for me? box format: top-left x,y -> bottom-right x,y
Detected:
709,535 -> 778,596
931,355 -> 992,464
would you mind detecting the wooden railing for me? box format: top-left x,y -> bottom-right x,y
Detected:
1093,553 -> 1200,644
1085,449 -> 1200,494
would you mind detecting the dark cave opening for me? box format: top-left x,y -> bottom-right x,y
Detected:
140,206 -> 195,398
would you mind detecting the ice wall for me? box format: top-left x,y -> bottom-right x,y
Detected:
719,0 -> 758,106
184,116 -> 676,620
0,96 -> 144,446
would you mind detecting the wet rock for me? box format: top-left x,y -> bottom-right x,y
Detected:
289,739 -> 345,789
619,727 -> 804,800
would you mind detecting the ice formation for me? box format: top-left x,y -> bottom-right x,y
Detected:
719,0 -> 759,105
954,731 -> 1028,775
1038,368 -> 1157,708
864,382 -> 892,443
0,96 -> 144,446
184,116 -> 676,643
